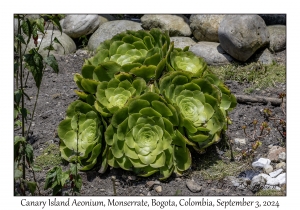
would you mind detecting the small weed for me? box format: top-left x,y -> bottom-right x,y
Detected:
34,143 -> 62,170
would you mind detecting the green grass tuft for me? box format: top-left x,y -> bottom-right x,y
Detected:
34,143 -> 62,170
208,62 -> 286,93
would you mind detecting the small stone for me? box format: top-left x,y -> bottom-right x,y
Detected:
147,192 -> 151,196
175,178 -> 182,182
263,165 -> 273,174
234,138 -> 246,146
276,173 -> 286,185
267,146 -> 286,162
128,175 -> 137,181
278,152 -> 286,162
252,158 -> 271,168
275,162 -> 286,170
186,179 -> 202,193
100,189 -> 105,192
146,180 -> 160,189
269,169 -> 283,178
266,178 -> 280,186
155,186 -> 162,193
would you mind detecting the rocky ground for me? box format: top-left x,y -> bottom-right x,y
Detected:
14,49 -> 286,196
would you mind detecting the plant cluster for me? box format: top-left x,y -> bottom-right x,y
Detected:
58,29 -> 237,180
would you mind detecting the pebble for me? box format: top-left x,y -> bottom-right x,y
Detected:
100,189 -> 105,192
267,146 -> 286,162
147,192 -> 151,196
186,179 -> 202,192
146,180 -> 160,189
234,138 -> 246,146
275,162 -> 286,170
278,152 -> 286,162
269,169 -> 283,178
252,158 -> 271,168
155,186 -> 162,193
263,165 -> 273,174
128,175 -> 137,181
276,173 -> 286,185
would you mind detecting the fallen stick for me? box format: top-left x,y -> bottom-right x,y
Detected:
235,94 -> 286,106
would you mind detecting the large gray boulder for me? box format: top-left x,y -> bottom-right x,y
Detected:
141,15 -> 191,36
23,30 -> 76,58
190,14 -> 225,42
189,42 -> 234,66
62,15 -> 100,38
267,25 -> 286,52
218,15 -> 270,62
170,37 -> 196,49
88,20 -> 142,51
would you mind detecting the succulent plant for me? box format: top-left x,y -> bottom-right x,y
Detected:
82,28 -> 171,82
95,75 -> 147,117
57,100 -> 104,171
103,92 -> 191,180
166,46 -> 207,77
159,71 -> 227,152
58,28 -> 237,179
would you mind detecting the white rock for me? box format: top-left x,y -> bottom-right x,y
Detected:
266,178 -> 280,186
276,173 -> 286,185
263,165 -> 273,174
252,158 -> 271,168
278,152 -> 286,162
269,169 -> 283,178
234,138 -> 247,146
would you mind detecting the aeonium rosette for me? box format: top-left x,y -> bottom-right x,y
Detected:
159,71 -> 226,152
102,92 -> 191,180
57,100 -> 104,171
94,74 -> 147,117
82,28 -> 171,82
166,45 -> 207,77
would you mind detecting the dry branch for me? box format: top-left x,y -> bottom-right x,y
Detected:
235,94 -> 286,106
